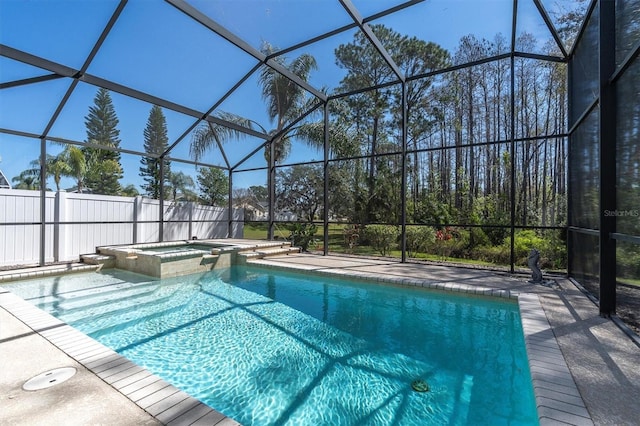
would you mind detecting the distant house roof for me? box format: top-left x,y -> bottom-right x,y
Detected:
64,186 -> 94,194
0,169 -> 11,189
241,201 -> 268,212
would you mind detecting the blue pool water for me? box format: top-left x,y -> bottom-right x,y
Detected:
9,266 -> 537,425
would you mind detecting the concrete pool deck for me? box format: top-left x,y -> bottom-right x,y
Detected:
1,253 -> 639,425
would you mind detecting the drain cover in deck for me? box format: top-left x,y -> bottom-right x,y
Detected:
23,367 -> 77,391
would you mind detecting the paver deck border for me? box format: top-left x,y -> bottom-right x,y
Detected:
1,259 -> 594,425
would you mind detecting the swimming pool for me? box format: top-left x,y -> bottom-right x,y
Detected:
8,266 -> 538,425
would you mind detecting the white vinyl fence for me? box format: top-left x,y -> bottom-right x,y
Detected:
0,189 -> 244,267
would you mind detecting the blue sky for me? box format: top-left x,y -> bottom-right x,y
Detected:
0,0 -> 576,193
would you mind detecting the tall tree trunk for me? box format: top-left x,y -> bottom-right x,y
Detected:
467,68 -> 476,211
367,114 -> 379,222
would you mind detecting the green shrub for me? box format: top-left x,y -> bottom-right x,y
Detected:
500,230 -> 568,269
469,227 -> 490,248
405,226 -> 436,257
289,223 -> 317,252
484,226 -> 510,246
412,195 -> 453,224
539,231 -> 567,270
465,229 -> 567,270
473,244 -> 510,264
448,229 -> 471,258
343,224 -> 361,253
506,230 -> 545,265
362,225 -> 399,256
617,245 -> 640,280
424,227 -> 468,260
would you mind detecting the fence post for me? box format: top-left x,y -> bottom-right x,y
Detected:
54,191 -> 68,262
189,201 -> 194,239
133,196 -> 142,244
54,191 -> 60,262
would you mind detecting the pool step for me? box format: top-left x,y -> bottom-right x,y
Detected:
80,254 -> 116,268
0,263 -> 99,283
239,246 -> 302,260
79,240 -> 302,275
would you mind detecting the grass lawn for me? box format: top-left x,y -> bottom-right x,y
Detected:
619,278 -> 640,288
241,222 -> 567,273
242,223 -> 269,240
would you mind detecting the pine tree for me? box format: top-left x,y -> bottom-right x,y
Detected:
83,88 -> 123,195
197,167 -> 228,206
140,105 -> 170,199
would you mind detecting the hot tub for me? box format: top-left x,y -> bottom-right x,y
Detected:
95,240 -> 239,278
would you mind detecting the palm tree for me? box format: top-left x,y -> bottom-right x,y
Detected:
45,154 -> 71,191
189,43 -> 354,239
60,146 -> 87,193
167,171 -> 195,201
258,42 -> 318,163
11,170 -> 40,190
190,111 -> 258,162
189,42 -> 320,165
120,184 -> 140,197
19,153 -> 73,192
12,149 -> 76,191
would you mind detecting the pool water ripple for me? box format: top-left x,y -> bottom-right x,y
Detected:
8,266 -> 538,425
